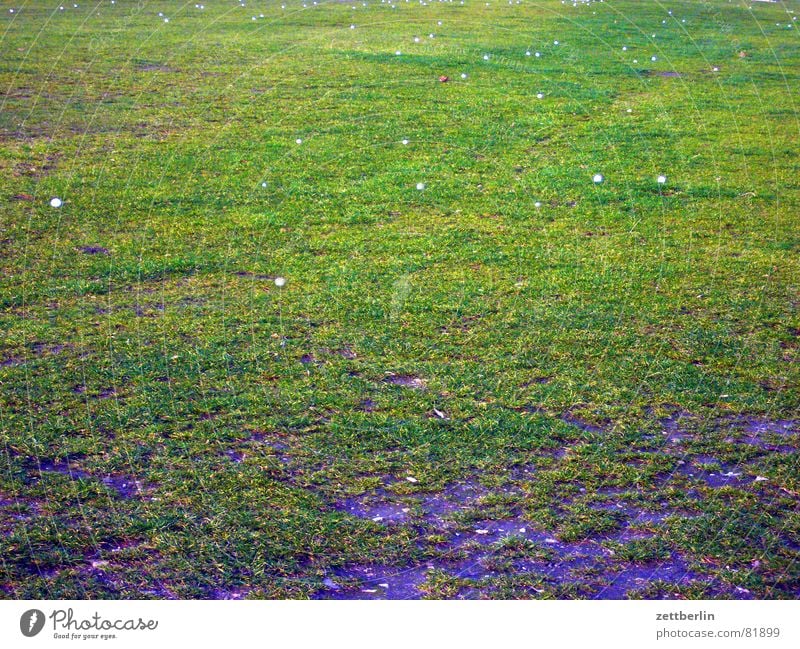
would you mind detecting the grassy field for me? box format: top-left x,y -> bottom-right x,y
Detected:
1,0 -> 798,600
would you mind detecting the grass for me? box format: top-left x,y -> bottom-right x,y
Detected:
0,0 -> 798,599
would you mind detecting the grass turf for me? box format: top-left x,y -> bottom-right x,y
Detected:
0,0 -> 798,599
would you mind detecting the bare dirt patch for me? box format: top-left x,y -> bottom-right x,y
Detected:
384,374 -> 426,389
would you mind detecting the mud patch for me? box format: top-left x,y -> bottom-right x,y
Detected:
37,459 -> 91,481
316,527 -> 703,599
77,245 -> 110,255
741,419 -> 797,435
722,417 -> 798,451
76,541 -> 176,598
656,409 -> 697,445
321,472 -> 712,599
100,475 -> 148,499
560,412 -> 606,433
316,564 -> 431,599
672,459 -> 761,488
333,478 -> 490,528
0,494 -> 43,534
0,355 -> 23,367
337,495 -> 411,523
593,555 -> 699,599
208,587 -> 250,600
135,62 -> 177,73
384,374 -> 426,389
34,459 -> 151,499
522,376 -> 552,387
232,271 -> 275,280
29,342 -> 72,358
244,430 -> 291,453
223,449 -> 245,464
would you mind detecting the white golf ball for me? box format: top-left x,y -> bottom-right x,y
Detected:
274,277 -> 286,287
50,197 -> 63,208
592,174 -> 604,184
657,175 -> 667,184
416,182 -> 425,190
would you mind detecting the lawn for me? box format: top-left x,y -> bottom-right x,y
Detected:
0,0 -> 798,599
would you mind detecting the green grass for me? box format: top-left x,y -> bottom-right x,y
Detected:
1,0 -> 798,599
